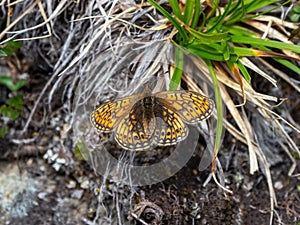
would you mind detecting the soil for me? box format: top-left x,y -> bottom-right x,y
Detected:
0,96 -> 299,225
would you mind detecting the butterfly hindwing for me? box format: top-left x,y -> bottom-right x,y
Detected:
152,102 -> 188,146
115,111 -> 155,150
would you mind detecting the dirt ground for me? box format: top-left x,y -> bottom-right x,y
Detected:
0,107 -> 299,225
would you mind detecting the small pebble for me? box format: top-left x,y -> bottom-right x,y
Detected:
274,181 -> 283,190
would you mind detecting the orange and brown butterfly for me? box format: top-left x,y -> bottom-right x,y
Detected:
90,88 -> 214,150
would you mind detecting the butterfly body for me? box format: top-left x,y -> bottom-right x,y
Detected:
91,90 -> 214,151
129,96 -> 156,139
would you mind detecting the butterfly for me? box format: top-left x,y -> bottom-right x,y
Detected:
90,89 -> 214,151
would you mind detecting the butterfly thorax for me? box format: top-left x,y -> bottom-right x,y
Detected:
140,96 -> 156,138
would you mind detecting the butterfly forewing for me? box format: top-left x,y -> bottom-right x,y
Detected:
155,91 -> 214,124
91,94 -> 141,133
91,101 -> 115,132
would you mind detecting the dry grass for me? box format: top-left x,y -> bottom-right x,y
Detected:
1,0 -> 299,224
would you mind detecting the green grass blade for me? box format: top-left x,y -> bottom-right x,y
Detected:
148,0 -> 188,43
223,0 -> 245,25
191,0 -> 200,29
188,42 -> 223,53
225,25 -> 257,37
188,28 -> 231,44
169,46 -> 184,91
186,46 -> 225,61
225,0 -> 244,18
221,41 -> 230,61
231,46 -> 260,57
236,60 -> 251,82
205,60 -> 223,155
226,0 -> 281,24
207,0 -> 234,33
169,0 -> 183,20
244,0 -> 283,14
183,0 -> 195,25
274,58 -> 300,75
231,35 -> 300,53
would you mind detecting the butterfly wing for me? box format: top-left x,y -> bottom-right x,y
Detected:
153,102 -> 189,146
155,91 -> 214,124
114,113 -> 155,150
90,94 -> 140,133
115,99 -> 188,150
